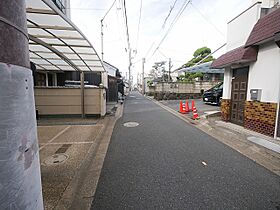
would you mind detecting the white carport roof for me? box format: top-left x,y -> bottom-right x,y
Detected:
26,0 -> 105,72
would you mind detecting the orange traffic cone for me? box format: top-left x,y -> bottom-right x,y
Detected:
191,100 -> 195,111
179,100 -> 186,114
192,106 -> 199,120
182,103 -> 186,114
185,100 -> 190,112
179,100 -> 183,113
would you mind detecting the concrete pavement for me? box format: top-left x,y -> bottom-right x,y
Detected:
91,91 -> 280,210
37,106 -> 122,210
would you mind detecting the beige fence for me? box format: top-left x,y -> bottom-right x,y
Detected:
155,81 -> 220,93
34,87 -> 106,116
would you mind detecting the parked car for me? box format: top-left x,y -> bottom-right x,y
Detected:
203,82 -> 223,105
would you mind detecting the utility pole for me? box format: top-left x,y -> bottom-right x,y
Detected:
142,58 -> 145,94
100,19 -> 104,61
0,1 -> 44,210
100,0 -> 117,61
128,48 -> 132,91
168,58 -> 171,83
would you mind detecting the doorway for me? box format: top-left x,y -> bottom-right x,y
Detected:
230,67 -> 249,126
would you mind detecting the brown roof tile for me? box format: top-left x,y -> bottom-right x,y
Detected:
245,7 -> 280,47
211,46 -> 258,68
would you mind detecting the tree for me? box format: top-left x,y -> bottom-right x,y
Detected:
183,46 -> 214,68
149,61 -> 166,79
177,72 -> 204,82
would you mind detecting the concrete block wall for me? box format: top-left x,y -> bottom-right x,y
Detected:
155,81 -> 220,94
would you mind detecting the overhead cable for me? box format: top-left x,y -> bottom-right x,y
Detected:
162,0 -> 179,29
101,0 -> 117,21
136,0 -> 143,52
149,0 -> 192,60
190,2 -> 225,37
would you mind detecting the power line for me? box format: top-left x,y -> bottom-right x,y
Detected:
162,0 -> 178,29
136,0 -> 143,52
149,0 -> 192,60
190,2 -> 225,37
144,0 -> 178,58
157,49 -> 168,59
102,0 -> 117,21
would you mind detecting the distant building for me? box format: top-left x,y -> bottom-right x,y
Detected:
178,61 -> 224,82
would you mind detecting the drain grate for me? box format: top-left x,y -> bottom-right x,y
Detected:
55,144 -> 72,154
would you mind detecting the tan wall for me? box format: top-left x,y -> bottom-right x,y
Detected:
155,81 -> 220,93
35,87 -> 103,116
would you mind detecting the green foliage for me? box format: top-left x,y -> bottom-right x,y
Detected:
147,80 -> 153,86
177,72 -> 204,82
184,46 -> 215,67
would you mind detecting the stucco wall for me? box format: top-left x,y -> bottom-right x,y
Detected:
226,2 -> 261,51
222,67 -> 232,99
247,42 -> 280,103
34,87 -> 104,116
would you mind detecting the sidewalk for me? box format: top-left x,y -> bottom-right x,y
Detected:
149,97 -> 280,176
37,102 -> 123,210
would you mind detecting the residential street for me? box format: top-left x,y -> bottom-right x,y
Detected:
91,91 -> 280,210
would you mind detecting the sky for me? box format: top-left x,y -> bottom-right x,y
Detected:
69,0 -> 252,83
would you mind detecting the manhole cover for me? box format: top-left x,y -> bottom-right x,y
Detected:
123,122 -> 139,127
44,154 -> 68,165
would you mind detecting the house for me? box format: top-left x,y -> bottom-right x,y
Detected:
178,61 -> 224,82
103,61 -> 125,102
211,1 -> 280,138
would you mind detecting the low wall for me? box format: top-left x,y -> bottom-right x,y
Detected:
154,81 -> 220,100
34,87 -> 106,117
220,99 -> 277,137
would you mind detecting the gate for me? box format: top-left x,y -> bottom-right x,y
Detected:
107,76 -> 118,102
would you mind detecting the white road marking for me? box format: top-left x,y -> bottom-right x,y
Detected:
123,122 -> 139,127
39,126 -> 71,151
202,161 -> 207,166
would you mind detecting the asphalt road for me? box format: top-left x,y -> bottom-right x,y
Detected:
91,91 -> 280,210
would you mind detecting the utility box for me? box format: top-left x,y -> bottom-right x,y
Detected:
250,89 -> 262,101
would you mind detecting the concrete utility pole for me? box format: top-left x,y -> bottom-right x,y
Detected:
0,1 -> 44,210
142,58 -> 145,94
128,48 -> 132,91
100,19 -> 104,61
168,58 -> 171,83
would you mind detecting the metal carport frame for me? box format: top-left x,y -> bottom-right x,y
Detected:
26,0 -> 106,117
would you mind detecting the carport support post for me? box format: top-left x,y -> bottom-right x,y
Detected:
0,1 -> 44,209
81,71 -> 85,118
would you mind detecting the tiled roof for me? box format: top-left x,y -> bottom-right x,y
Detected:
245,7 -> 280,47
179,61 -> 224,74
211,46 -> 258,69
